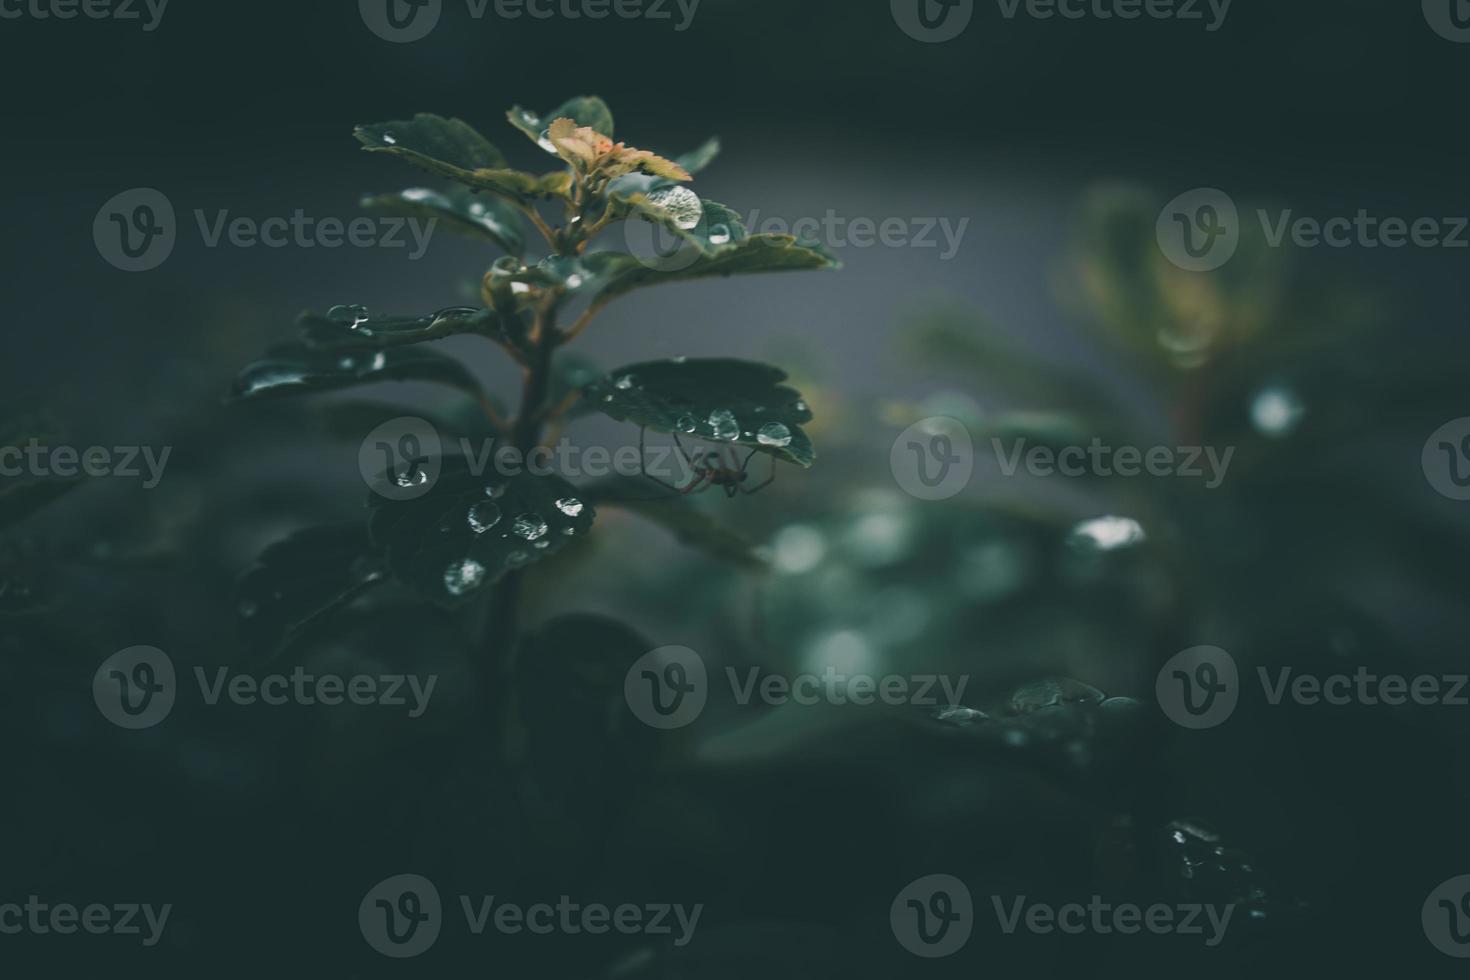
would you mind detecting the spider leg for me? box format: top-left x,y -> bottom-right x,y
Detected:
640,426 -> 691,495
740,449 -> 777,495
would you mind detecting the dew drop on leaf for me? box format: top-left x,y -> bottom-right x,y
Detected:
1066,516 -> 1146,553
555,497 -> 584,517
444,558 -> 486,596
676,414 -> 698,434
513,513 -> 549,541
467,501 -> 502,534
708,408 -> 740,441
757,422 -> 793,448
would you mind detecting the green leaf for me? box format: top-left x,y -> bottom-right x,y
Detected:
507,96 -> 615,143
355,114 -> 556,200
583,358 -> 816,467
582,476 -> 767,567
584,233 -> 838,305
227,343 -> 483,403
360,186 -> 524,255
299,305 -> 506,351
237,523 -> 388,656
367,457 -> 596,608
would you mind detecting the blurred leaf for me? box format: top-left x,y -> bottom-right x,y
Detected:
367,457 -> 595,608
582,475 -> 767,567
237,523 -> 388,656
584,358 -> 817,467
298,305 -> 506,351
585,234 -> 837,306
360,186 -> 525,255
227,343 -> 484,403
507,95 -> 615,142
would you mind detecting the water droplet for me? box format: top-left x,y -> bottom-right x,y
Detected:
934,705 -> 989,727
468,200 -> 488,216
1251,385 -> 1304,438
444,559 -> 486,596
382,133 -> 397,145
1009,678 -> 1105,714
646,186 -> 702,230
671,355 -> 687,364
327,304 -> 369,328
792,399 -> 810,415
338,356 -> 356,371
708,408 -> 740,441
676,414 -> 698,434
536,128 -> 557,153
485,483 -> 507,499
512,513 -> 549,541
1066,516 -> 1146,553
614,374 -> 637,390
555,497 -> 584,517
757,422 -> 793,448
468,501 -> 502,534
566,273 -> 585,289
534,540 -> 550,550
369,352 -> 386,371
510,282 -> 532,295
395,468 -> 428,489
561,527 -> 577,536
709,224 -> 732,245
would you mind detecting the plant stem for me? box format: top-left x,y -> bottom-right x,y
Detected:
485,302 -> 561,761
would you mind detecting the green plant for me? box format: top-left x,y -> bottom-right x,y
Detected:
226,95 -> 837,730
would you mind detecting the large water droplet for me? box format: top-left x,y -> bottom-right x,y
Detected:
444,559 -> 486,596
1250,385 -> 1304,438
646,186 -> 702,230
382,133 -> 398,145
468,501 -> 502,534
1066,516 -> 1146,553
708,224 -> 732,245
708,408 -> 740,441
327,304 -> 369,328
676,414 -> 698,434
1009,678 -> 1105,714
536,128 -> 558,154
555,497 -> 584,517
512,513 -> 549,541
757,422 -> 793,448
395,468 -> 428,489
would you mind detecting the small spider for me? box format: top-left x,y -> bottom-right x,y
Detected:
640,427 -> 776,498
